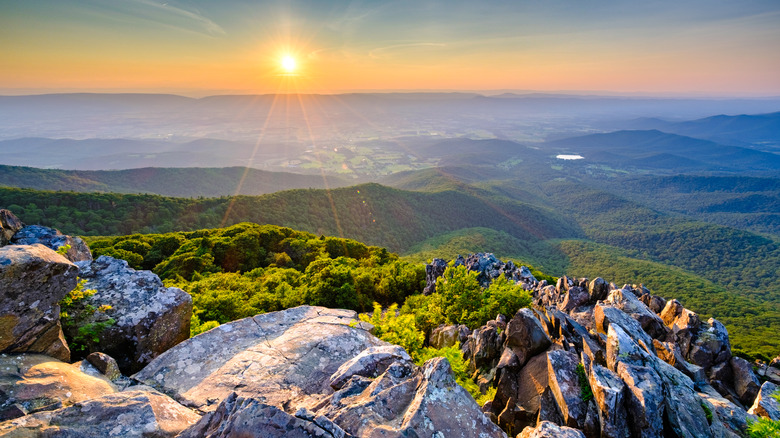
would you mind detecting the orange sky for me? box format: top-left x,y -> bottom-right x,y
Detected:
2,0 -> 780,96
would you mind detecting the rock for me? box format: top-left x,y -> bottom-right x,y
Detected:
687,318 -> 732,370
749,381 -> 780,420
595,304 -> 655,359
603,288 -> 667,339
653,339 -> 706,384
493,352 -> 549,433
731,356 -> 761,406
505,308 -> 552,367
179,392 -> 344,438
328,345 -> 411,390
0,244 -> 78,361
561,286 -> 590,312
467,323 -> 504,374
697,384 -> 755,437
587,278 -> 609,302
0,389 -> 200,437
518,420 -> 586,438
86,352 -> 122,381
74,255 -> 192,373
0,354 -> 116,420
537,386 -> 564,426
639,294 -> 666,315
133,306 -> 382,411
11,225 -> 92,263
546,350 -> 587,429
423,257 -> 448,295
652,359 -> 712,438
0,209 -> 24,246
605,323 -> 654,372
616,362 -> 664,438
430,324 -> 461,348
588,363 -> 629,438
378,357 -> 505,438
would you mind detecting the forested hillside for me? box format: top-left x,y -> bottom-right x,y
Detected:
0,164 -> 351,197
0,184 -> 578,252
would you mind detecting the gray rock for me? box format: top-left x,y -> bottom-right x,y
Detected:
688,318 -> 732,370
423,258 -> 448,295
328,345 -> 412,390
134,306 -> 381,411
74,255 -> 192,373
11,225 -> 92,263
547,350 -> 587,429
0,244 -> 78,361
0,354 -> 116,421
616,362 -> 664,438
588,363 -> 629,438
698,384 -> 755,437
86,352 -> 122,381
652,358 -> 712,438
605,323 -> 654,372
430,324 -> 461,349
595,304 -> 655,359
653,339 -> 706,384
731,356 -> 761,406
179,392 -> 344,438
604,288 -> 667,339
505,308 -> 552,367
0,389 -> 199,437
493,351 -> 549,433
561,286 -> 590,312
537,386 -> 564,426
749,381 -> 780,421
587,278 -> 609,302
0,209 -> 24,246
518,420 -> 586,438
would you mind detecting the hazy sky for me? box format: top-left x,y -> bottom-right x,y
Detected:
2,0 -> 779,95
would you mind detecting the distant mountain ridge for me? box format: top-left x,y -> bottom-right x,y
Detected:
0,164 -> 352,197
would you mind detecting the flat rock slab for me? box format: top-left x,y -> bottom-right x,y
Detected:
0,354 -> 116,420
0,389 -> 199,437
134,306 -> 385,411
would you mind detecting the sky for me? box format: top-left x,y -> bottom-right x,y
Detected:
1,0 -> 780,96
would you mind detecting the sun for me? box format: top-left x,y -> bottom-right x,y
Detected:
281,55 -> 296,73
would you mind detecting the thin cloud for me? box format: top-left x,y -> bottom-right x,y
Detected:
369,42 -> 446,59
121,0 -> 227,36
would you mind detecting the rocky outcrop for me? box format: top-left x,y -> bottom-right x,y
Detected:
425,254 -> 765,438
424,253 -> 538,293
73,255 -> 192,373
0,209 -> 24,246
748,381 -> 780,421
0,389 -> 200,437
0,354 -> 116,421
135,306 -> 504,437
0,244 -> 78,361
11,224 -> 92,263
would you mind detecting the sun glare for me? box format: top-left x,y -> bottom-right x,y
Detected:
281,55 -> 296,73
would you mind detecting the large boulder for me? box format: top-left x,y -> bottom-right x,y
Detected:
11,225 -> 92,263
423,257 -> 448,295
0,354 -> 116,421
748,381 -> 780,421
73,256 -> 192,373
137,306 -> 504,437
546,350 -> 587,429
430,324 -> 461,349
0,209 -> 24,246
731,356 -> 761,406
504,308 -> 552,367
588,363 -> 629,438
616,362 -> 664,438
0,389 -> 200,437
0,244 -> 78,361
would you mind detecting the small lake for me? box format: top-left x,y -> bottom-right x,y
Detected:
556,154 -> 584,160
